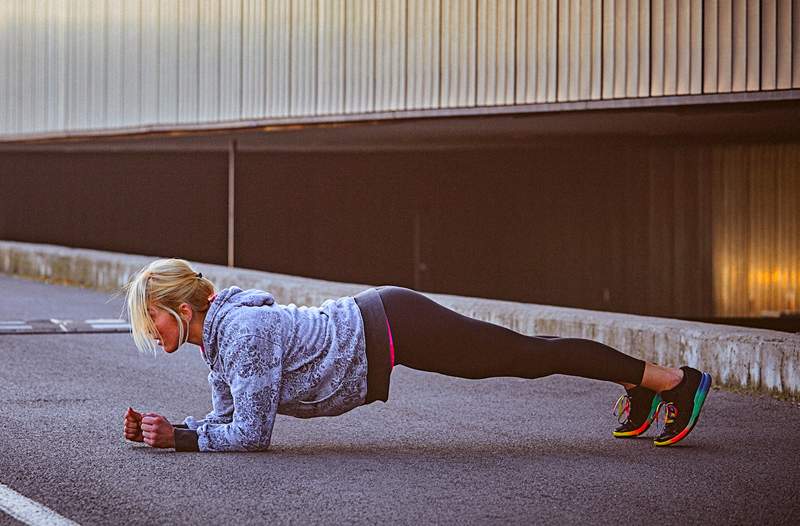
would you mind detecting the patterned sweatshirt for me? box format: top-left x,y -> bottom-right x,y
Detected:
173,286 -> 368,452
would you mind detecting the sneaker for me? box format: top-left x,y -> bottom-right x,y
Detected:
612,386 -> 661,438
653,366 -> 712,447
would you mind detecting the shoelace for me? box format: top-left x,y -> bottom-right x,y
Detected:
654,401 -> 678,435
613,394 -> 631,424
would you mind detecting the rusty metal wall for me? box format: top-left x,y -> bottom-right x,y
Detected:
3,0 -> 800,138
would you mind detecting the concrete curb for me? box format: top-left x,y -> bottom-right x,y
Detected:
2,240 -> 798,397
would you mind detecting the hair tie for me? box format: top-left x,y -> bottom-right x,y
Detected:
196,272 -> 203,279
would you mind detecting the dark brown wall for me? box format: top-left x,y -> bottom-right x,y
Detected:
0,152 -> 228,265
0,138 -> 715,317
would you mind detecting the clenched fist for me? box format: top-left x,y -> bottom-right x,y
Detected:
141,412 -> 175,449
124,407 -> 144,442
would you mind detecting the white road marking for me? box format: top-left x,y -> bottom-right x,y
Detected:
0,326 -> 34,331
89,324 -> 130,330
85,319 -> 126,324
0,482 -> 81,526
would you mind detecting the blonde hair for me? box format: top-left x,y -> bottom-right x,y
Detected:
123,258 -> 216,354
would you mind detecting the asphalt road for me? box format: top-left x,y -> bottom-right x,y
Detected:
0,274 -> 798,525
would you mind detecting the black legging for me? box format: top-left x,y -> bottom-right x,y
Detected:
377,287 -> 645,385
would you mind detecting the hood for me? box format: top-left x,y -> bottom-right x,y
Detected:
201,286 -> 275,366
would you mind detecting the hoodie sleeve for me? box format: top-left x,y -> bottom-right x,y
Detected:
193,335 -> 283,452
182,371 -> 235,430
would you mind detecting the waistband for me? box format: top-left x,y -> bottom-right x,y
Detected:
353,288 -> 392,403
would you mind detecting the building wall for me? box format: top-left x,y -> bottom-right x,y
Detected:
2,0 -> 799,138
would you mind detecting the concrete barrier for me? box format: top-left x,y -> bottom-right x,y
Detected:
2,239 -> 798,398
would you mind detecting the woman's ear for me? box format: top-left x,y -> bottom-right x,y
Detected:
179,303 -> 193,322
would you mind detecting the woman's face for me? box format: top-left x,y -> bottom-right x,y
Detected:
147,305 -> 183,353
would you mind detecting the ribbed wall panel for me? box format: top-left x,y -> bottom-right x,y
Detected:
345,0 -> 375,113
712,143 -> 800,317
442,0 -> 476,108
2,0 -> 800,137
407,0 -> 440,109
477,0 -> 514,105
375,0 -> 405,111
265,0 -> 291,117
317,0 -> 345,115
242,0 -> 266,118
158,0 -> 180,123
290,0 -> 316,116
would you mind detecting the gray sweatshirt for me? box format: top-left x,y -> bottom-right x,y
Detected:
176,286 -> 368,452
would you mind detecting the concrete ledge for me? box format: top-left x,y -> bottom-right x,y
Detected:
2,240 -> 798,397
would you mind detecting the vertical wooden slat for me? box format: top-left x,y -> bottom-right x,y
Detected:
746,0 -> 761,90
777,0 -> 792,88
0,1 -> 8,133
317,0 -> 345,115
345,0 -> 376,113
732,0 -> 747,91
478,0 -> 514,105
762,0 -> 777,89
441,0 -> 476,107
569,0 -> 581,101
31,0 -> 48,131
375,0 -> 405,110
265,0 -> 290,117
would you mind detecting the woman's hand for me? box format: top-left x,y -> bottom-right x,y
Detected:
141,413 -> 175,449
123,407 -> 144,442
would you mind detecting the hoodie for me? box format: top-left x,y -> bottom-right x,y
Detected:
174,286 -> 368,452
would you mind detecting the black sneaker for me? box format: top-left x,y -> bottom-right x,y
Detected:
612,386 -> 661,438
653,366 -> 712,447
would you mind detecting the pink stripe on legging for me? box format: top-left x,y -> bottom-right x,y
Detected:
386,317 -> 395,368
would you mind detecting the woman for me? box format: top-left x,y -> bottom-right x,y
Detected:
123,258 -> 711,452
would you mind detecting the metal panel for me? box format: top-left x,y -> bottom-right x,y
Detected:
159,0 -> 180,123
122,0 -> 141,126
141,1 -> 159,125
478,0 -> 514,105
375,0 -> 406,111
703,0 -> 718,93
690,0 -> 702,93
638,0 -> 650,96
777,0 -> 793,88
762,0 -> 777,90
265,0 -> 290,117
290,0 -> 317,116
345,0 -> 376,113
317,0 -> 345,115
604,0 -> 622,98
408,0 -> 440,109
718,0 -> 732,92
443,0 -> 476,107
0,1 -> 7,133
219,0 -> 242,120
732,0 -> 747,91
746,0 -> 760,90
242,0 -> 266,119
198,1 -> 221,122
178,0 -> 199,122
795,0 -> 800,88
